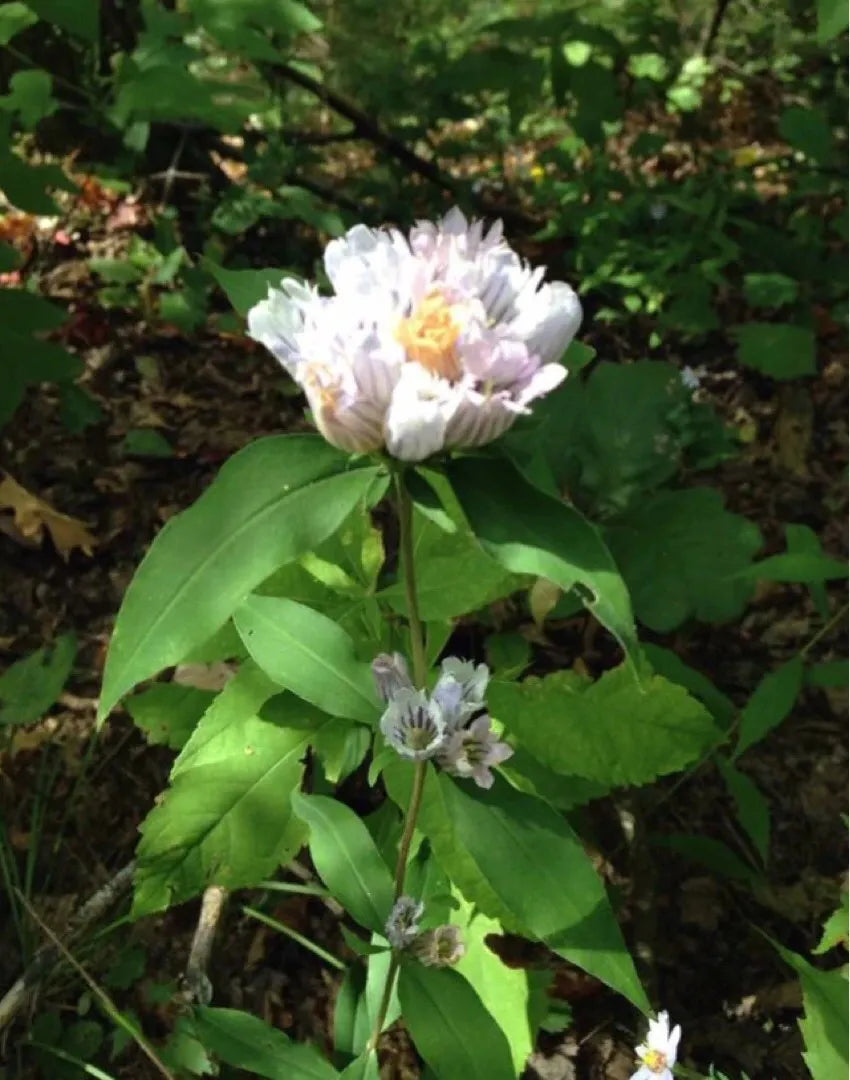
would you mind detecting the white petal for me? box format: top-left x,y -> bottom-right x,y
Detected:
667,1024 -> 682,1065
516,362 -> 567,405
246,285 -> 302,372
512,280 -> 582,363
384,366 -> 457,462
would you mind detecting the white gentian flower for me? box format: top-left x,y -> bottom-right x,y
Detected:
380,688 -> 447,760
680,366 -> 700,391
413,924 -> 466,967
437,714 -> 513,789
372,652 -> 413,703
247,207 -> 582,461
632,1011 -> 682,1080
431,657 -> 490,730
385,896 -> 425,950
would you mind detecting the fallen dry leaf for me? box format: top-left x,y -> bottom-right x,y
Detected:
0,474 -> 97,560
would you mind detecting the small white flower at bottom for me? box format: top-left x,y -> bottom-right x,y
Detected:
632,1011 -> 682,1080
412,924 -> 466,967
437,714 -> 513,789
385,896 -> 424,950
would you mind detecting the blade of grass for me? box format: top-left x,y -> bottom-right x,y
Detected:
28,1041 -> 118,1080
15,889 -> 175,1080
242,904 -> 347,971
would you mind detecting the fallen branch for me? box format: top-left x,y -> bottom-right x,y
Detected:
179,885 -> 229,1007
267,61 -> 459,197
0,861 -> 134,1031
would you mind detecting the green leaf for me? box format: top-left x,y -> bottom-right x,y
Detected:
0,3 -> 38,45
734,658 -> 804,759
453,896 -> 535,1073
717,758 -> 770,863
205,261 -> 291,318
99,436 -> 383,720
786,524 -> 830,617
378,508 -> 518,621
769,940 -> 848,1080
0,634 -> 76,727
447,456 -> 640,678
291,793 -> 394,935
89,257 -> 145,284
654,833 -> 761,885
386,766 -> 649,1012
743,273 -> 799,310
735,551 -> 848,584
234,595 -> 378,723
641,643 -> 736,727
779,106 -> 834,165
132,665 -> 318,916
192,1007 -> 338,1080
562,340 -> 596,373
735,323 -> 816,380
339,1051 -> 379,1080
126,684 -> 215,749
398,964 -> 515,1080
606,488 -> 762,631
58,384 -> 104,432
807,660 -> 849,688
25,0 -> 98,41
628,53 -> 668,81
489,664 -> 720,786
817,0 -> 849,42
0,68 -> 56,128
813,892 -> 849,954
121,429 -> 174,458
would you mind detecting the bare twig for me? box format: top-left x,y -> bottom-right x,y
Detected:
159,130 -> 188,210
179,885 -> 229,1006
0,861 -> 135,1032
699,0 -> 734,55
266,61 -> 458,197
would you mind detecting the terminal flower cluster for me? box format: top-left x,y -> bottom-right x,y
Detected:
248,208 -> 581,461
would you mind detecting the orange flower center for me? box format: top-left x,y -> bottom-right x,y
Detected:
396,290 -> 462,381
642,1050 -> 668,1074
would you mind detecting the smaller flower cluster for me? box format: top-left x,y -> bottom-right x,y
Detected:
373,654 -> 512,789
631,1011 -> 681,1080
384,896 -> 465,967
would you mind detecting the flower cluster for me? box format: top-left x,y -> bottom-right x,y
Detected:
374,654 -> 512,789
247,208 -> 581,462
384,897 -> 465,967
631,1011 -> 682,1080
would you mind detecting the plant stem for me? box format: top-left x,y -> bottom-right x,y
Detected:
367,952 -> 400,1052
395,472 -> 427,687
393,759 -> 427,896
368,471 -> 430,1053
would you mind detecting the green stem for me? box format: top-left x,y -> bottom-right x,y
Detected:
395,472 -> 427,687
368,471 -> 430,1053
367,952 -> 400,1052
393,759 -> 427,896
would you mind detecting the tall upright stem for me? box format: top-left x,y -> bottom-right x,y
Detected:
368,472 -> 430,1053
395,472 -> 427,687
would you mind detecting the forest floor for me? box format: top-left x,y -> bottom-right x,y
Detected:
0,168 -> 846,1080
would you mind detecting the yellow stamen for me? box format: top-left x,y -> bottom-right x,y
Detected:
396,290 -> 462,381
302,362 -> 340,413
642,1049 -> 668,1074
